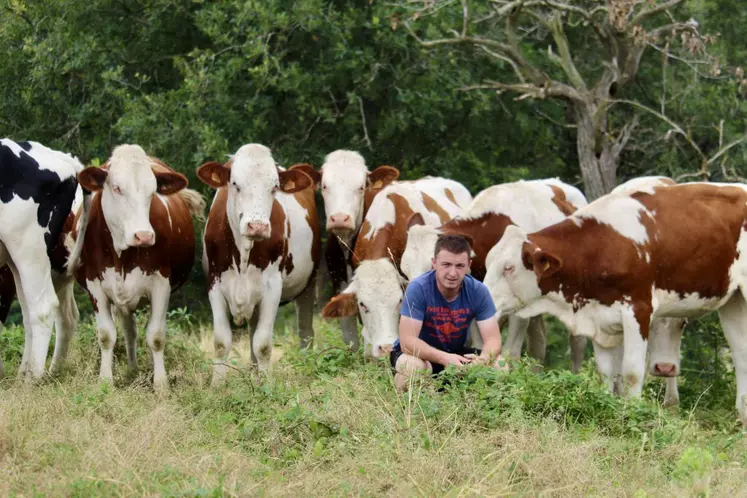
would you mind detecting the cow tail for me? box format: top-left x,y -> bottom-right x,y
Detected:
65,188 -> 92,278
177,188 -> 207,222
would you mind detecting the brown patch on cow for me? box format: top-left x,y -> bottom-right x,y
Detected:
354,192 -> 417,264
548,185 -> 577,216
74,182 -> 197,293
445,188 -> 457,205
439,212 -> 515,281
0,265 -> 14,323
524,184 -> 747,339
421,192 -> 451,224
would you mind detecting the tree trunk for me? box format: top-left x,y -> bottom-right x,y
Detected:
573,103 -> 617,201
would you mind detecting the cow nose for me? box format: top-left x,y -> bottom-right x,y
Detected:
246,222 -> 270,240
654,362 -> 677,377
133,230 -> 155,246
375,344 -> 394,357
327,213 -> 352,230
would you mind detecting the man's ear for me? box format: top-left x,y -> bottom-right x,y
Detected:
321,291 -> 358,318
78,166 -> 108,192
278,169 -> 313,193
197,161 -> 230,188
289,163 -> 321,189
531,249 -> 562,280
367,165 -> 399,190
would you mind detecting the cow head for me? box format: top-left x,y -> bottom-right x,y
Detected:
197,144 -> 312,243
647,317 -> 686,377
484,225 -> 559,319
400,213 -> 440,280
322,259 -> 406,358
78,145 -> 187,253
320,150 -> 399,240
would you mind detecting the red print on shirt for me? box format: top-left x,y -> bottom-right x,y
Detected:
424,306 -> 471,342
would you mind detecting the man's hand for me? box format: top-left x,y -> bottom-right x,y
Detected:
442,353 -> 473,367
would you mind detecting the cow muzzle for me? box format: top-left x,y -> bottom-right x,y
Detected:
327,213 -> 354,234
245,222 -> 271,240
372,343 -> 394,358
131,230 -> 156,247
652,362 -> 678,377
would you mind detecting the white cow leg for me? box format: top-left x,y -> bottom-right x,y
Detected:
12,272 -> 33,377
94,298 -> 117,383
295,277 -> 316,349
340,316 -> 360,350
253,278 -> 282,372
120,309 -> 139,372
0,321 -> 5,379
717,293 -> 747,425
146,279 -> 171,392
467,321 -> 483,349
526,316 -> 546,366
569,334 -> 587,374
7,253 -> 58,379
49,279 -> 79,374
504,315 -> 529,362
621,310 -> 648,398
663,377 -> 680,407
592,340 -> 623,394
209,288 -> 232,386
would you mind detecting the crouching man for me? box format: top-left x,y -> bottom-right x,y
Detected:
392,234 -> 504,391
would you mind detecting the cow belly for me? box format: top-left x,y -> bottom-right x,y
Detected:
279,196 -> 317,302
652,288 -> 732,319
90,267 -> 168,312
218,264 -> 280,324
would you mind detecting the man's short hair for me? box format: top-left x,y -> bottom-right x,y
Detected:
434,234 -> 472,259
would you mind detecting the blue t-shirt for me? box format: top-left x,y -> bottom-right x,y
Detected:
395,270 -> 497,353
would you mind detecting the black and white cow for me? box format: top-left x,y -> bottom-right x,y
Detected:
0,139 -> 91,379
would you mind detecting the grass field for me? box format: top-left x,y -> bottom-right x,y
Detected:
1,308 -> 746,497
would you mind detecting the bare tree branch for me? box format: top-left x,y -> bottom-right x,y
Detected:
647,42 -> 730,80
460,0 -> 468,37
611,115 -> 639,159
358,96 -> 372,151
540,0 -> 607,20
546,11 -> 587,90
479,45 -> 525,83
460,79 -> 583,102
630,0 -> 685,26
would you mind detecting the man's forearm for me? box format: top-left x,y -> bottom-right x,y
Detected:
401,336 -> 449,365
480,336 -> 501,360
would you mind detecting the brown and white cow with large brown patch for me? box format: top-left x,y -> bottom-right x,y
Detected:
484,181 -> 747,423
322,177 -> 472,357
198,144 -> 320,382
400,178 -> 588,370
75,145 -> 204,390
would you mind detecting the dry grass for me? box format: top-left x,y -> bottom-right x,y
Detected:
1,317 -> 746,497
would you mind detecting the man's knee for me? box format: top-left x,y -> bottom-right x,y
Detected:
394,354 -> 432,391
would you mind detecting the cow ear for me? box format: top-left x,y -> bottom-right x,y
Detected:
406,212 -> 425,231
197,161 -> 230,188
321,292 -> 358,318
367,166 -> 399,190
532,249 -> 562,280
155,171 -> 188,195
289,164 -> 321,190
78,167 -> 108,192
278,169 -> 313,194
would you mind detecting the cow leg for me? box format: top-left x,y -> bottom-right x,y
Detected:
49,279 -> 79,374
663,377 -> 680,407
467,321 -> 483,349
340,316 -> 359,350
209,288 -> 232,386
120,310 -> 139,372
94,297 -> 117,383
592,340 -> 624,394
717,293 -> 747,425
569,335 -> 587,374
145,279 -> 171,392
6,253 -> 59,379
526,316 -> 547,365
504,315 -> 529,361
621,310 -> 649,397
11,270 -> 34,377
296,277 -> 316,349
252,276 -> 282,372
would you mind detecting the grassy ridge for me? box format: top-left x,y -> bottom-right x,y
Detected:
1,312 -> 746,496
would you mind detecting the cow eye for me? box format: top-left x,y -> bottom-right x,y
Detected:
503,264 -> 515,275
231,182 -> 241,193
322,184 -> 328,191
358,186 -> 365,193
359,302 -> 369,313
272,185 -> 280,194
112,185 -> 122,195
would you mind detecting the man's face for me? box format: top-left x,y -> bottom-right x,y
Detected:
431,250 -> 471,291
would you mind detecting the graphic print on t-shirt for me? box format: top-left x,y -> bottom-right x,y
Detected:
424,306 -> 472,349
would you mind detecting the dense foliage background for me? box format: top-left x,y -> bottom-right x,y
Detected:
1,0 -> 746,411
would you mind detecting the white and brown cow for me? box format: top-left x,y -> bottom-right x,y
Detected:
400,178 -> 588,371
322,177 -> 472,357
0,139 -> 91,379
75,145 -> 204,390
484,181 -> 747,423
315,150 -> 399,348
198,144 -> 320,382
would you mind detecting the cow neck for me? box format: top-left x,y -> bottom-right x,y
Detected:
440,212 -> 514,281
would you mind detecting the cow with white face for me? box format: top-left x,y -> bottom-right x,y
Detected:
199,144 -> 320,382
322,178 -> 472,358
314,150 -> 400,348
400,178 -> 588,370
484,180 -> 747,424
76,145 -> 204,390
